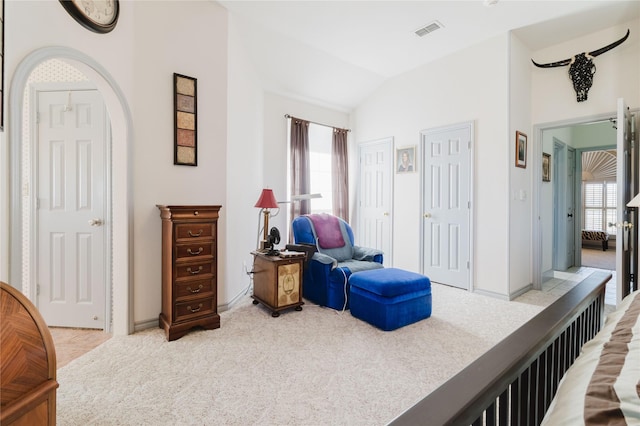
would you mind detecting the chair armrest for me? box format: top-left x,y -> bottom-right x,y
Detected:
312,252 -> 338,269
285,243 -> 317,269
353,246 -> 384,262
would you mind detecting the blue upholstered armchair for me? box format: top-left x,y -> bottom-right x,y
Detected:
291,214 -> 383,310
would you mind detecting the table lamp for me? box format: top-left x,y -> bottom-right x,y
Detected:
255,189 -> 279,250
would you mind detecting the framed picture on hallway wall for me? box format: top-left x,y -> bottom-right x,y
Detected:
515,131 -> 527,168
542,152 -> 551,182
396,146 -> 416,173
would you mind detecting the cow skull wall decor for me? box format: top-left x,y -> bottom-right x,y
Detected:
531,29 -> 630,102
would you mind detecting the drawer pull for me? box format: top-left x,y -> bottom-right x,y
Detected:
187,303 -> 203,313
187,266 -> 203,275
188,229 -> 203,237
187,284 -> 204,293
187,247 -> 204,255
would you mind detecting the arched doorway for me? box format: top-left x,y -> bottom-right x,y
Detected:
9,46 -> 133,335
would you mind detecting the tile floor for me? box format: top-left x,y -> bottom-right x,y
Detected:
539,266 -> 617,322
543,266 -> 617,306
49,327 -> 112,369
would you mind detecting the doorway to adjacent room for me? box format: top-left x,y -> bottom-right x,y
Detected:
9,46 -> 133,335
534,99 -> 638,305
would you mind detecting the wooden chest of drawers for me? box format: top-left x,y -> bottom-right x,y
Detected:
157,205 -> 221,341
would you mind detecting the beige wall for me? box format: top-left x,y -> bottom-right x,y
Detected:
1,3 -> 638,334
533,20 -> 639,286
130,1 -> 229,326
2,1 -> 229,333
353,35 -> 510,296
509,32 -> 534,297
261,92 -> 351,240
532,22 -> 640,124
353,19 -> 639,299
226,15 -> 267,305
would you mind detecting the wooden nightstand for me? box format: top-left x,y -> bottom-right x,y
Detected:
251,251 -> 305,317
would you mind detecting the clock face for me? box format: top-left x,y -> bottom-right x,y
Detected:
60,0 -> 119,33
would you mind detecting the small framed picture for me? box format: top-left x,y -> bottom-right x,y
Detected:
542,153 -> 551,182
515,131 -> 527,168
396,146 -> 416,173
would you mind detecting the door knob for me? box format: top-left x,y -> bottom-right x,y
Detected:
424,213 -> 432,218
383,212 -> 389,216
610,221 -> 633,230
567,214 -> 573,217
89,218 -> 104,227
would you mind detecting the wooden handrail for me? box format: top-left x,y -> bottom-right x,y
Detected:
389,271 -> 610,426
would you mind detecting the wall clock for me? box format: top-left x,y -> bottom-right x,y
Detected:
59,0 -> 119,34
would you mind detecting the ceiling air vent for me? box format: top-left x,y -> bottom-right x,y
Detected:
414,21 -> 443,37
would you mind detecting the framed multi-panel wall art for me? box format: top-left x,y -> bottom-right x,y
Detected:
174,73 -> 197,166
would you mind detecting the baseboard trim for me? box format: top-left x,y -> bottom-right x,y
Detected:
134,285 -> 253,333
134,318 -> 158,332
472,288 -> 510,301
219,287 -> 251,312
473,286 -> 531,301
509,284 -> 533,300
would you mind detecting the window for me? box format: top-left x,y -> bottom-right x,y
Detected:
288,118 -> 348,222
307,123 -> 333,214
583,181 -> 616,234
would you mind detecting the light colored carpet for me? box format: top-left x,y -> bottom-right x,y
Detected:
57,283 -> 571,425
582,247 -> 615,270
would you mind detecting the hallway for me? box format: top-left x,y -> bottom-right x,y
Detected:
546,266 -> 617,308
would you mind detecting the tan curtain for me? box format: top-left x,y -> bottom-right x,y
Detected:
332,128 -> 349,221
290,117 -> 310,224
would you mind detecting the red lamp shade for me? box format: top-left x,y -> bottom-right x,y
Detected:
255,189 -> 279,209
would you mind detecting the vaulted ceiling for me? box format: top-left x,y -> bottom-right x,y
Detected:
220,1 -> 640,111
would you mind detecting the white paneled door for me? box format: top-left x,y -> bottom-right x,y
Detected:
37,89 -> 108,328
358,138 -> 393,266
421,123 -> 472,289
566,147 -> 576,267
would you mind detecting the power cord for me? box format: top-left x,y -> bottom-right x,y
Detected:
242,262 -> 254,296
340,268 -> 349,313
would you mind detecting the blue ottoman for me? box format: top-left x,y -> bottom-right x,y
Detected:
349,268 -> 431,331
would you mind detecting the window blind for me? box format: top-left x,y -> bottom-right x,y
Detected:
582,181 -> 617,234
